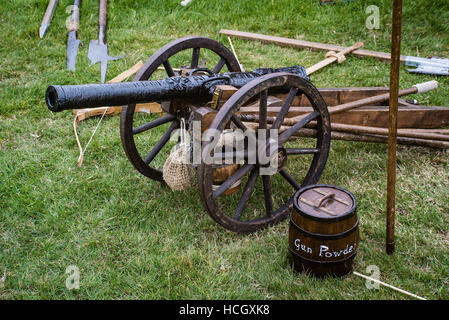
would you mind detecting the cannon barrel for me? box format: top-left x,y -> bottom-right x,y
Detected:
46,66 -> 308,112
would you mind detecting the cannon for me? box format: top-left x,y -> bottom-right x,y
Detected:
46,36 -> 331,233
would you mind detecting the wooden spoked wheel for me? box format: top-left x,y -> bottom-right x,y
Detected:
120,36 -> 242,181
198,72 -> 331,233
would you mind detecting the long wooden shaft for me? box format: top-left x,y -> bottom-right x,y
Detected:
40,0 -> 59,38
328,87 -> 414,115
68,0 -> 81,32
220,29 -> 407,63
279,88 -> 414,126
330,123 -> 449,142
386,0 -> 403,255
281,80 -> 437,127
99,0 -> 108,44
42,0 -> 59,25
243,122 -> 449,149
243,113 -> 449,142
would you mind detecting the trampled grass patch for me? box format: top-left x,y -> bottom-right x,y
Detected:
0,0 -> 448,299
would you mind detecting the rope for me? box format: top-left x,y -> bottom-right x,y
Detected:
353,271 -> 427,300
325,50 -> 346,63
74,106 -> 109,167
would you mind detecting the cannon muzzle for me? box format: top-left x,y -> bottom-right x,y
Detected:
45,66 -> 308,112
45,77 -> 212,112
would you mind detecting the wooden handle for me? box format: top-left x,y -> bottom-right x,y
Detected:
68,0 -> 81,32
327,86 -> 418,116
98,0 -> 108,43
413,80 -> 438,94
42,0 -> 59,25
99,0 -> 108,27
316,193 -> 335,208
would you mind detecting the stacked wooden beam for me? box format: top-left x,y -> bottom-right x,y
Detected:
239,84 -> 449,149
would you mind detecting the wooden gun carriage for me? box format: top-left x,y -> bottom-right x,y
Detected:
47,36 -> 332,232
45,36 -> 447,233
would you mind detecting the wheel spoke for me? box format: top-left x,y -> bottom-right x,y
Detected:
133,115 -> 177,135
279,111 -> 319,143
190,47 -> 200,69
279,169 -> 301,190
143,121 -> 179,165
272,87 -> 298,130
213,58 -> 226,74
259,90 -> 268,130
231,114 -> 248,131
213,164 -> 255,198
233,168 -> 259,220
262,175 -> 273,216
163,60 -> 176,77
285,147 -> 320,155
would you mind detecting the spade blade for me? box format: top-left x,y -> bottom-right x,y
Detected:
67,31 -> 80,71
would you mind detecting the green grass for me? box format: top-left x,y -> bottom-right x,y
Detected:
0,0 -> 448,300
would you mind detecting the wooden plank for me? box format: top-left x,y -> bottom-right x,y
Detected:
273,87 -> 391,106
331,106 -> 449,129
220,29 -> 407,63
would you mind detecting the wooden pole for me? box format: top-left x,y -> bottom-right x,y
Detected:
329,123 -> 449,142
220,29 -> 407,63
243,122 -> 449,149
387,0 -> 403,255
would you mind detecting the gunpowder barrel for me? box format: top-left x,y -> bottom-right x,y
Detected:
289,184 -> 359,278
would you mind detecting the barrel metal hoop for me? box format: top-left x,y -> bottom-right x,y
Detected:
288,246 -> 358,265
293,184 -> 357,223
289,217 -> 359,240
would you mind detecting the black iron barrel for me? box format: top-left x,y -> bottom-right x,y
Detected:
46,76 -> 211,112
45,65 -> 308,112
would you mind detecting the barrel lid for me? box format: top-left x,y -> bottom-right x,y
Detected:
294,184 -> 356,221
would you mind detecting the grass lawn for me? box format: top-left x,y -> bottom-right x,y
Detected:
0,0 -> 448,299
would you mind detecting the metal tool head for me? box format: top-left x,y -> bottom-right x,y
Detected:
88,40 -> 125,83
67,31 -> 80,71
405,56 -> 449,76
39,24 -> 50,39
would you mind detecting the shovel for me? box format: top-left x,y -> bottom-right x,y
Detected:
88,0 -> 124,83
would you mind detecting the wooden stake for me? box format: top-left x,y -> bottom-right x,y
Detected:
386,0 -> 404,255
